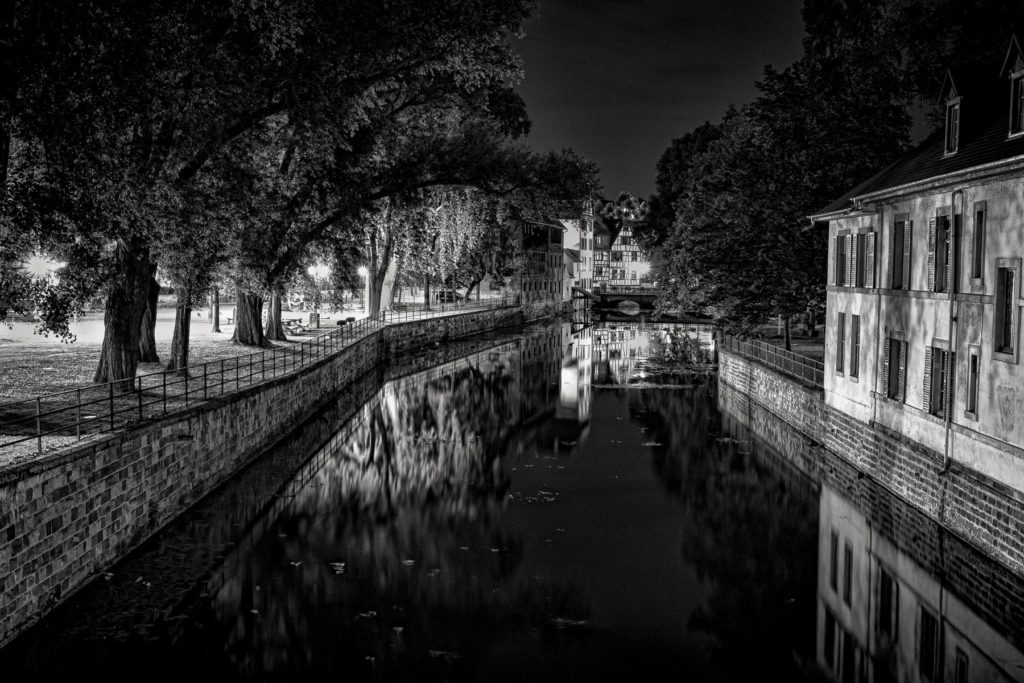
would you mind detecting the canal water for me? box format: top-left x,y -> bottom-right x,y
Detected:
2,319 -> 1022,682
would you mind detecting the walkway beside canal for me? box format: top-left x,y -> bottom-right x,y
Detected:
0,299 -> 519,466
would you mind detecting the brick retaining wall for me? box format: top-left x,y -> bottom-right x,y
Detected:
719,349 -> 1024,577
718,381 -> 1024,653
0,304 -> 533,647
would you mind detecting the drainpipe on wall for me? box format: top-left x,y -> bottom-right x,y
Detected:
942,189 -> 963,473
871,202 -> 884,429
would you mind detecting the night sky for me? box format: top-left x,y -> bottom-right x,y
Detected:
514,0 -> 806,199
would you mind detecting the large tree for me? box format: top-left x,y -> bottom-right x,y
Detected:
5,0 -> 544,376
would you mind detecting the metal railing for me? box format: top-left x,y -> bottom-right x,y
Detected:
719,334 -> 825,389
0,295 -> 519,455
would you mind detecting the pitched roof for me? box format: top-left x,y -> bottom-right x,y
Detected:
813,41 -> 1024,219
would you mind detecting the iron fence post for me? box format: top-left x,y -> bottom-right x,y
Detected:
76,388 -> 82,440
204,364 -> 208,400
137,376 -> 143,420
162,372 -> 167,413
108,382 -> 114,431
221,359 -> 225,394
184,371 -> 189,406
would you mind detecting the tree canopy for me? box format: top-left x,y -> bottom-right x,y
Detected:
2,0 -> 598,381
651,0 -> 1024,335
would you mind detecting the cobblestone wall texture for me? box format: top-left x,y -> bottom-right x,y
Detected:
0,305 -> 530,647
720,350 -> 1024,578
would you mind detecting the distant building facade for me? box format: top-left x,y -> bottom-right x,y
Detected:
811,36 -> 1024,495
521,221 -> 564,303
592,214 -> 652,289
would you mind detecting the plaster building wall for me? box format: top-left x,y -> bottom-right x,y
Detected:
824,174 -> 1024,494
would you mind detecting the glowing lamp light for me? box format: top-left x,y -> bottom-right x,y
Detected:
21,253 -> 65,281
307,262 -> 331,279
357,266 -> 369,278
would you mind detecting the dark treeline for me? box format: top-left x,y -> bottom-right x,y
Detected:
1,0 -> 599,384
649,0 -> 1024,346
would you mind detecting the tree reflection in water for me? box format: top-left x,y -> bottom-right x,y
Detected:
627,385 -> 820,681
199,344 -> 593,681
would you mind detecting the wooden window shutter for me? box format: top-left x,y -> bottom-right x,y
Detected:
927,217 -> 937,292
882,338 -> 891,396
902,221 -> 913,290
947,218 -> 956,295
846,235 -> 854,287
865,233 -> 876,288
898,342 -> 907,402
887,226 -> 894,288
923,346 -> 933,413
832,236 -> 838,285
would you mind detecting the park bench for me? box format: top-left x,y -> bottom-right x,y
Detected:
283,318 -> 307,334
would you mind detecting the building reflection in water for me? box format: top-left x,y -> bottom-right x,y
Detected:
718,380 -> 1024,683
817,483 -> 1024,683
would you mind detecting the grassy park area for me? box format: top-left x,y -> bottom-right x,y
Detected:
0,305 -> 358,401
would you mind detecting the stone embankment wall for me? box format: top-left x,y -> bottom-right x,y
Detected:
718,381 -> 1024,653
0,305 -> 529,647
719,350 -> 1024,576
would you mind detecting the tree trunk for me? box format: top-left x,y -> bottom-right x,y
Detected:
264,288 -> 288,341
806,307 -> 817,338
231,289 -> 269,347
94,239 -> 152,389
783,315 -> 792,352
377,254 -> 399,313
138,268 -> 161,362
211,286 -> 222,332
166,289 -> 192,373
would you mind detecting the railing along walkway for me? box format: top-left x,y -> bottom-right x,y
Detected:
718,334 -> 825,389
0,296 -> 518,456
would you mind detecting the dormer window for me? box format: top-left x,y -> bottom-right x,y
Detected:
945,97 -> 961,154
1011,70 -> 1024,135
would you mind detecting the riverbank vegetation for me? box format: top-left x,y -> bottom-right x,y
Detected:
649,0 -> 1024,348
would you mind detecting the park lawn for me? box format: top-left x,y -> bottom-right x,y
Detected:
0,326 -> 318,402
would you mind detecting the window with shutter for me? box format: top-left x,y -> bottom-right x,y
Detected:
903,220 -> 913,290
850,315 -> 860,378
846,235 -> 854,287
945,98 -> 960,154
839,235 -> 847,286
890,221 -> 904,289
836,313 -> 845,374
865,233 -> 876,288
927,217 -> 937,292
972,203 -> 987,281
1012,72 -> 1024,135
897,339 -> 905,403
854,234 -> 866,287
923,346 -> 933,414
926,345 -> 950,418
882,337 -> 892,397
966,347 -> 980,418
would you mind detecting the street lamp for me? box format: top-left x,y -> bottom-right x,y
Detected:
357,266 -> 369,313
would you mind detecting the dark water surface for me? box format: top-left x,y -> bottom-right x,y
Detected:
2,320 -> 1022,682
